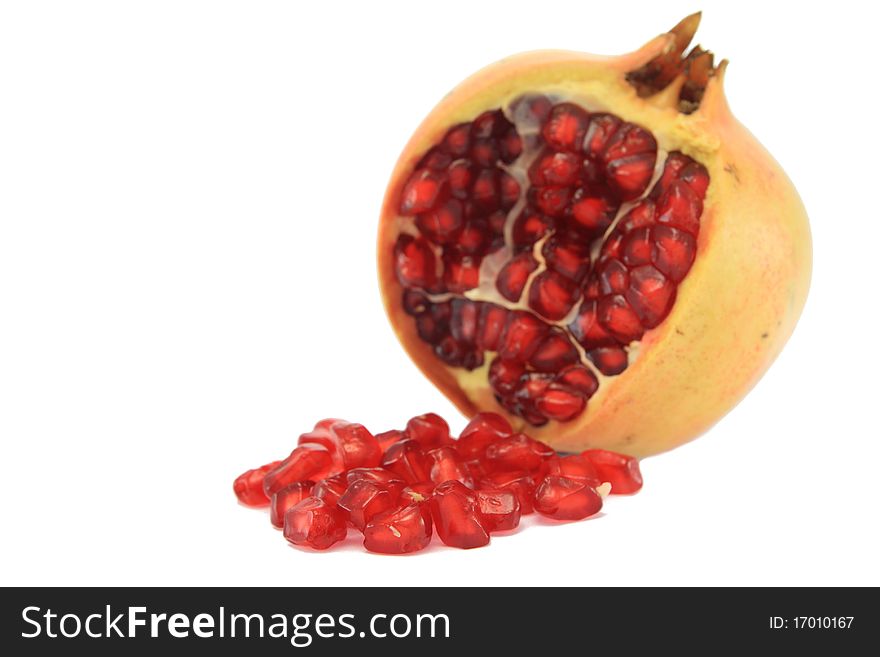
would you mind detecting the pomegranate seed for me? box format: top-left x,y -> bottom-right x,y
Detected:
337,480 -> 399,531
430,481 -> 490,549
499,171 -> 521,209
625,265 -> 676,328
402,289 -> 429,316
530,185 -> 572,217
528,270 -> 579,321
471,109 -> 512,139
543,102 -> 590,152
568,298 -> 616,349
512,209 -> 555,249
621,227 -> 653,267
476,303 -> 509,352
583,449 -> 643,494
540,454 -> 600,485
535,386 -> 586,421
381,439 -> 430,484
399,169 -> 448,215
262,445 -> 333,497
529,149 -> 582,186
270,481 -> 315,528
485,433 -> 555,473
426,446 -> 473,487
329,422 -> 382,470
346,467 -> 406,491
406,413 -> 451,448
598,258 -> 630,295
450,299 -> 480,347
457,411 -> 514,460
312,473 -> 349,506
618,199 -> 657,233
416,199 -> 464,245
570,188 -> 617,233
375,429 -> 406,452
363,503 -> 433,554
233,461 -> 282,507
418,147 -> 452,170
476,490 -> 521,532
457,219 -> 490,255
603,125 -> 657,200
652,225 -> 696,282
488,357 -> 526,397
534,476 -> 603,520
555,364 -> 599,397
415,301 -> 451,345
442,250 -> 481,293
498,311 -> 548,361
394,234 -> 437,290
542,233 -> 591,283
447,159 -> 474,199
583,113 -> 622,158
680,161 -> 710,198
598,294 -> 645,343
496,252 -> 538,302
656,180 -> 702,236
499,130 -> 523,164
529,329 -> 580,372
471,139 -> 499,168
478,470 -> 536,514
471,168 -> 499,210
443,123 -> 471,158
283,497 -> 348,550
587,346 -> 629,376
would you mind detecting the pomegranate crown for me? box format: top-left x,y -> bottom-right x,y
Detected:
626,12 -> 725,114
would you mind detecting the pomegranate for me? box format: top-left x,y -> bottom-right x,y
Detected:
233,412 -> 635,553
377,14 -> 812,457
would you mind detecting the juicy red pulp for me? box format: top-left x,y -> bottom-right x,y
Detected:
393,96 -> 709,427
234,412 -> 643,554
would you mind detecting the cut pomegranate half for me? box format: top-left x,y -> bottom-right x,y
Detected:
393,96 -> 708,428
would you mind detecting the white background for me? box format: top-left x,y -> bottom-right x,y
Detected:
2,0 -> 878,587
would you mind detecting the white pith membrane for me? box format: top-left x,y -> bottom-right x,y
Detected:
394,90 -> 706,426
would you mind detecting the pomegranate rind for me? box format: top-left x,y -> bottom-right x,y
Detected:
377,28 -> 811,457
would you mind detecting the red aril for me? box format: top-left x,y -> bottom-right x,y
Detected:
329,422 -> 382,470
270,481 -> 315,528
236,413 -> 643,554
534,476 -> 603,521
484,433 -> 556,473
426,446 -> 473,487
381,439 -> 431,484
337,480 -> 399,531
476,490 -> 521,532
233,461 -> 282,507
375,429 -> 406,452
283,497 -> 348,550
363,503 -> 433,554
540,453 -> 601,485
405,413 -> 452,448
430,480 -> 490,549
583,449 -> 644,494
477,470 -> 537,515
456,412 -> 513,461
312,473 -> 349,507
262,446 -> 333,497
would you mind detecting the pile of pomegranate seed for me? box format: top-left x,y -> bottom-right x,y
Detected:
234,412 -> 642,553
393,95 -> 709,427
